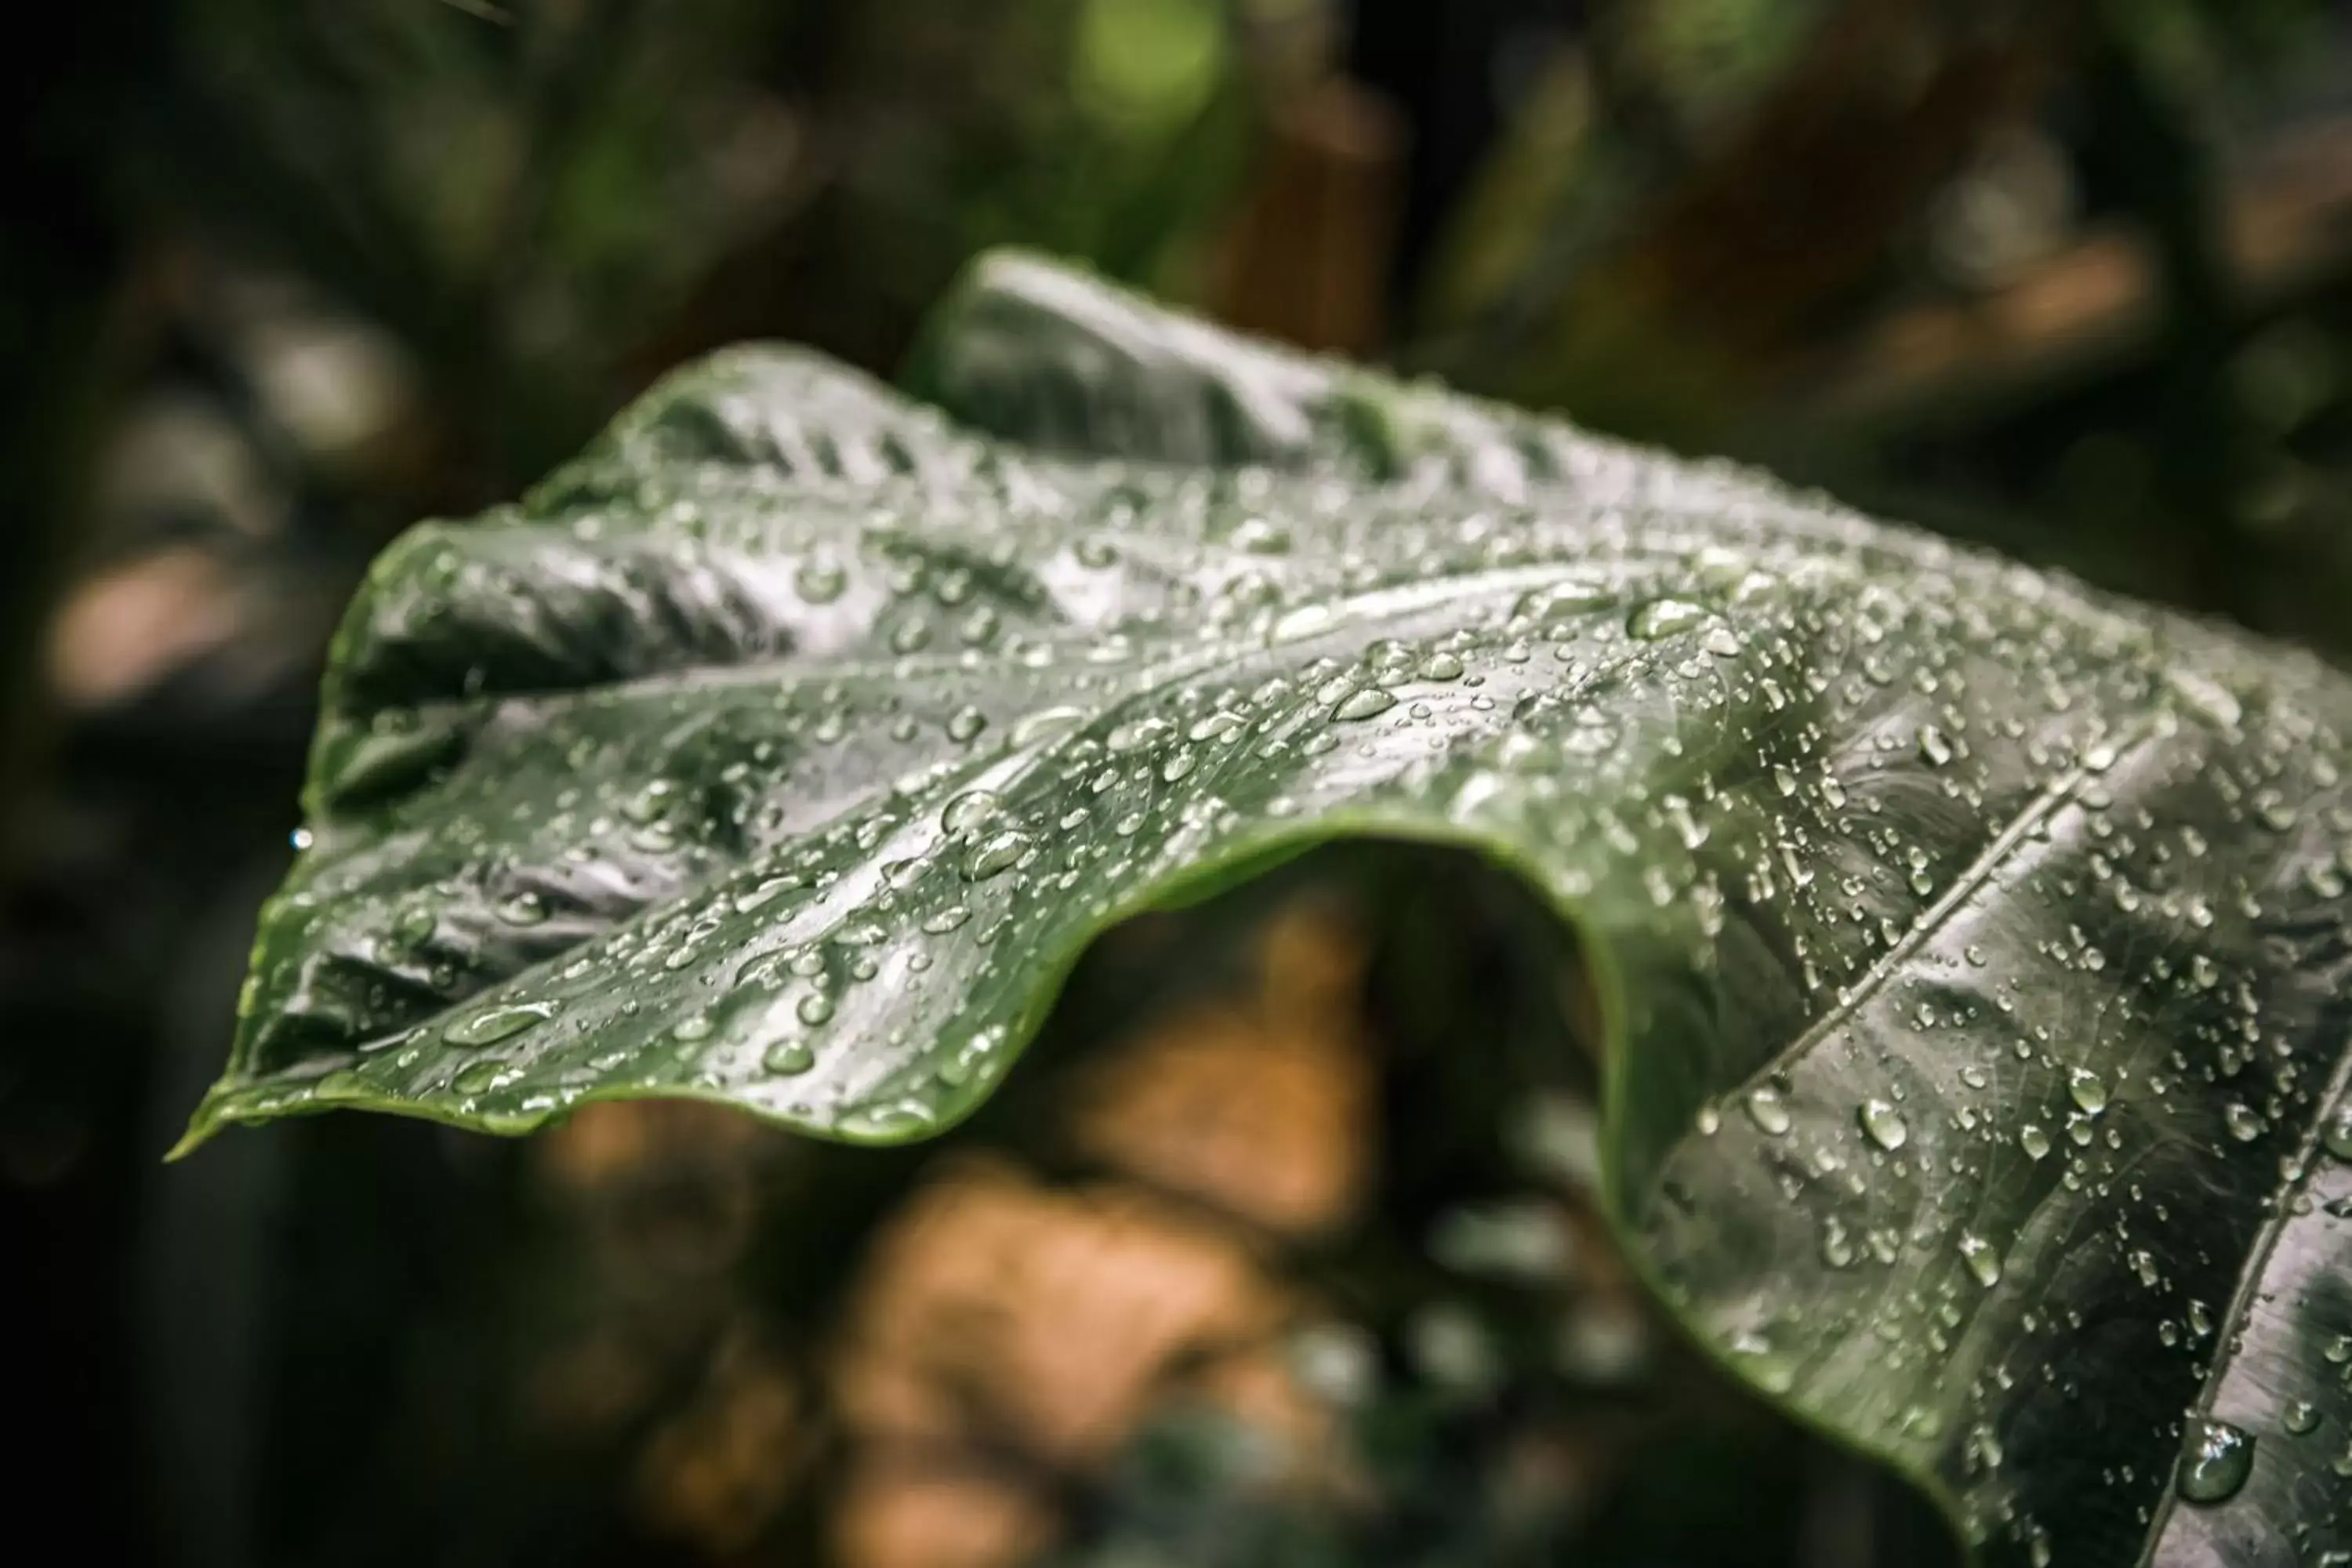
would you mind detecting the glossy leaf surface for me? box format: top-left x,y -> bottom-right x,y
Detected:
186,252 -> 2352,1567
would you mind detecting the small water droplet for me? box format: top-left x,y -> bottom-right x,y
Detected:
2224,1102 -> 2267,1142
1958,1232 -> 2002,1287
672,1011 -> 715,1044
2020,1124 -> 2052,1160
2288,1401 -> 2321,1436
946,706 -> 988,742
796,993 -> 836,1027
2067,1069 -> 2108,1116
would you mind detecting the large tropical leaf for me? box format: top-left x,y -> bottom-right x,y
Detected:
181,252 -> 2352,1567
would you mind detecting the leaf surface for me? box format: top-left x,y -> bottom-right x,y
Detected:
186,252 -> 2352,1567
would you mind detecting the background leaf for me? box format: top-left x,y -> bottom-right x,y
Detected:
188,252 -> 2352,1567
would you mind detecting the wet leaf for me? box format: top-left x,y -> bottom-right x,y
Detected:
184,252 -> 2352,1566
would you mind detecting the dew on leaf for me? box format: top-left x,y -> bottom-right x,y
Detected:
445,1002 -> 556,1048
2176,1419 -> 2254,1505
1745,1086 -> 1792,1136
793,558 -> 847,604
1627,597 -> 1710,641
495,890 -> 548,926
962,829 -> 1033,880
762,1039 -> 816,1076
1333,687 -> 1397,722
1857,1098 -> 1908,1151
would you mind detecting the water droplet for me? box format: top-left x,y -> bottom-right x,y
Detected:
1958,1232 -> 2002,1287
2067,1069 -> 2108,1116
446,1002 -> 556,1047
2020,1125 -> 2052,1160
1333,687 -> 1397,722
1106,716 -> 1173,753
1418,652 -> 1465,681
495,890 -> 548,926
1858,1098 -> 1908,1151
1917,725 -> 1955,767
2323,1106 -> 2352,1160
671,1011 -> 715,1044
946,706 -> 988,742
2224,1102 -> 2267,1142
1745,1087 -> 1792,1136
796,993 -> 836,1027
763,1039 -> 816,1076
941,789 -> 1004,836
450,1059 -> 509,1096
793,558 -> 846,604
962,829 -> 1032,880
391,904 -> 439,949
2288,1401 -> 2321,1436
1627,597 -> 1710,641
2176,1419 -> 2254,1504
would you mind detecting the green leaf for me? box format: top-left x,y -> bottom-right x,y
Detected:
184,251 -> 2352,1566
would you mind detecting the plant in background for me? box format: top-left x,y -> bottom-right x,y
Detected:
180,252 -> 2352,1566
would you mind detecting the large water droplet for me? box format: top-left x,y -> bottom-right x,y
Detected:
962,829 -> 1033,880
1858,1098 -> 1908,1151
1958,1232 -> 2002,1287
1745,1087 -> 1792,1136
2067,1068 -> 2108,1116
2176,1419 -> 2255,1505
942,789 -> 1004,836
1333,687 -> 1397,722
495,890 -> 548,927
1627,598 -> 1709,641
2322,1106 -> 2352,1161
763,1039 -> 816,1076
446,1002 -> 556,1047
793,558 -> 847,604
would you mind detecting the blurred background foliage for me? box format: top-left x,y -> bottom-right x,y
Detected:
9,0 -> 2352,1563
